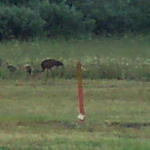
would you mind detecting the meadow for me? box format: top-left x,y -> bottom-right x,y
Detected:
0,35 -> 150,149
0,79 -> 149,149
0,34 -> 150,80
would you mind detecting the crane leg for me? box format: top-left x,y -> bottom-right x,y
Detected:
50,69 -> 54,78
60,66 -> 64,78
46,69 -> 49,78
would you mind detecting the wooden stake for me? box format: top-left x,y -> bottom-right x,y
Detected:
76,61 -> 85,122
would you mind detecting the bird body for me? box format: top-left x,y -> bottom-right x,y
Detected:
41,59 -> 63,71
24,64 -> 32,75
7,64 -> 17,72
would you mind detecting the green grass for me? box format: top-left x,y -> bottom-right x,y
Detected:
0,35 -> 149,149
0,79 -> 149,149
0,34 -> 150,80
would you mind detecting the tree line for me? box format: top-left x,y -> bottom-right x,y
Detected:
0,0 -> 150,40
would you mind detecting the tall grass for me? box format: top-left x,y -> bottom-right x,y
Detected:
0,34 -> 150,80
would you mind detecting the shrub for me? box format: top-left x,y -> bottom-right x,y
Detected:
39,2 -> 95,38
0,6 -> 45,40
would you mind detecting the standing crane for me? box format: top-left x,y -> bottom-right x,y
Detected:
41,59 -> 64,78
24,64 -> 32,75
6,64 -> 17,72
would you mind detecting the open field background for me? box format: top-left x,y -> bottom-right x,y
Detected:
0,35 -> 150,149
0,79 -> 150,149
0,35 -> 150,80
0,1 -> 150,149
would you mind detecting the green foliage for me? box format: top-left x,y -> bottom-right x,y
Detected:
0,6 -> 45,40
82,0 -> 150,34
39,2 -> 95,37
0,0 -> 150,39
0,0 -> 40,5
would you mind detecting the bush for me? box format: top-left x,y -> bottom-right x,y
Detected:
0,6 -> 45,40
39,2 -> 95,37
86,0 -> 150,34
0,0 -> 38,5
0,0 -> 149,39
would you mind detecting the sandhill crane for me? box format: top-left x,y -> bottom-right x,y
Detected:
6,64 -> 17,72
24,64 -> 32,75
41,59 -> 64,77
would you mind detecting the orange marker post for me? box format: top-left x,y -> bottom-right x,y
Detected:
76,61 -> 85,122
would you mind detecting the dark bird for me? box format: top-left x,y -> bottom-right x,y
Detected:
41,59 -> 63,71
41,59 -> 64,78
6,64 -> 17,72
24,64 -> 32,75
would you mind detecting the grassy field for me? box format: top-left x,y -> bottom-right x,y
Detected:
0,79 -> 149,149
0,35 -> 150,149
0,34 -> 150,80
0,34 -> 150,61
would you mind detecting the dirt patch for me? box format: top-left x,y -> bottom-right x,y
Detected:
97,84 -> 117,88
0,120 -> 150,131
16,120 -> 78,129
106,121 -> 150,129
